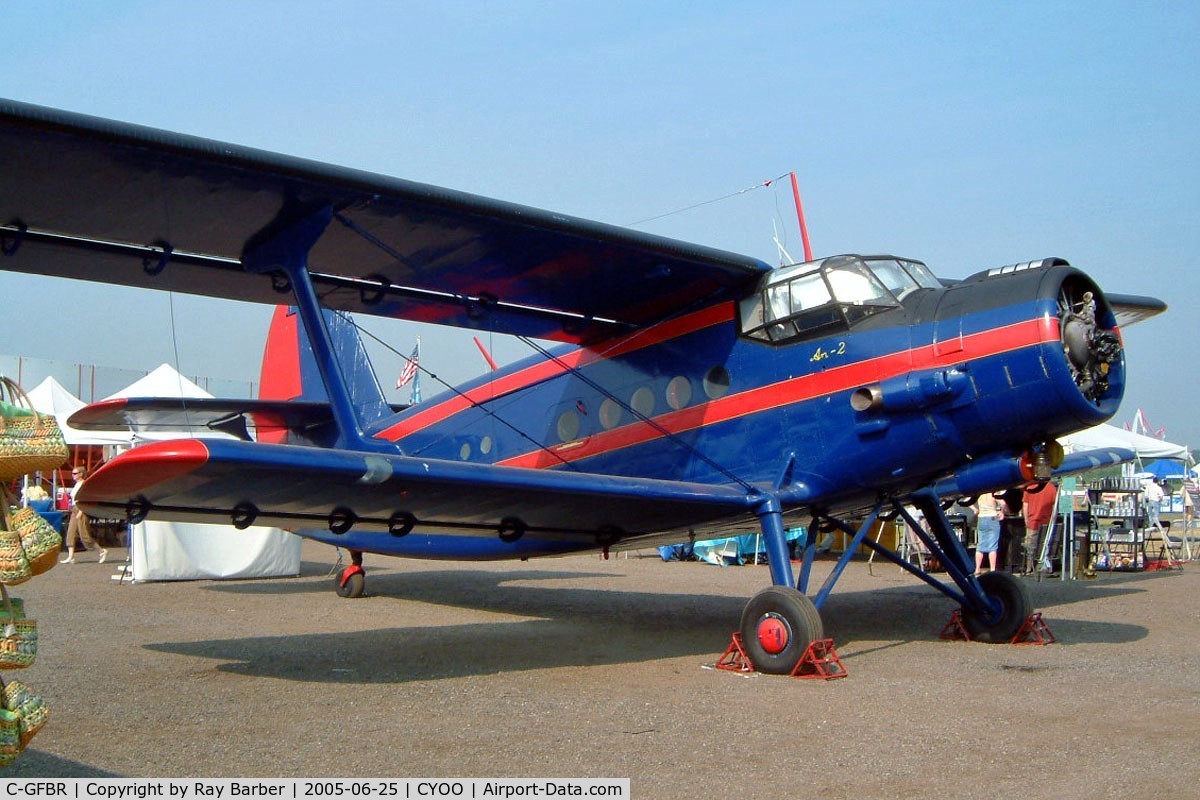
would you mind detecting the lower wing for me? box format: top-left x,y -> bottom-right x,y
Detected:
77,439 -> 758,548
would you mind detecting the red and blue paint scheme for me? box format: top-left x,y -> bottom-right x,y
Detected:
0,98 -> 1164,672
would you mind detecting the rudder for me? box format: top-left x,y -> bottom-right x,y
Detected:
258,305 -> 391,444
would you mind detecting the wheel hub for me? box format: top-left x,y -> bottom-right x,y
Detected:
756,614 -> 790,654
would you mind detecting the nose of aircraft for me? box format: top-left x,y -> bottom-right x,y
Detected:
1056,279 -> 1123,406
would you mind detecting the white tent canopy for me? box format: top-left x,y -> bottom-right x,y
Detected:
102,363 -> 301,582
1062,423 -> 1190,461
103,362 -> 211,399
26,375 -> 128,446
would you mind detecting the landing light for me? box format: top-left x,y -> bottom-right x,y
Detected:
1019,441 -> 1064,482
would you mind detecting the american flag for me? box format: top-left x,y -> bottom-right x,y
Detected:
396,345 -> 419,388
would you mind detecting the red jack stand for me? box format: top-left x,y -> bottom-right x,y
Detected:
939,610 -> 1057,645
939,610 -> 972,641
714,632 -> 755,673
790,639 -> 847,680
1010,612 -> 1057,645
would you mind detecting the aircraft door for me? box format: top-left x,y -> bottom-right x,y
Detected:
934,293 -> 965,357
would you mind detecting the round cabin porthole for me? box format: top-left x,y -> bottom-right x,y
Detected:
666,376 -> 692,410
703,365 -> 731,399
557,409 -> 581,442
599,398 -> 622,429
631,386 -> 655,418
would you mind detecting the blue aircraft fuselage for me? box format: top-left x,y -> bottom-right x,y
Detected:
302,257 -> 1121,559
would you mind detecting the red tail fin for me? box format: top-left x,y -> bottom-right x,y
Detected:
257,306 -> 303,443
256,304 -> 391,446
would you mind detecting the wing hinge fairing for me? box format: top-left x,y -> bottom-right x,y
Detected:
0,220 -> 241,271
0,221 -> 639,346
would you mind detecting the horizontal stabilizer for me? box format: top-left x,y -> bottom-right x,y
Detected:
68,397 -> 353,441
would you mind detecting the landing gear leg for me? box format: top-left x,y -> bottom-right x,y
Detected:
335,549 -> 365,598
738,497 -> 823,674
907,490 -> 1031,642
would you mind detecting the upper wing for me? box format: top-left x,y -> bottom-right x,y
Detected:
1106,293 -> 1167,328
75,438 -> 758,545
0,98 -> 770,344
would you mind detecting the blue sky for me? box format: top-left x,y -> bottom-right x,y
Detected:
2,2 -> 1198,446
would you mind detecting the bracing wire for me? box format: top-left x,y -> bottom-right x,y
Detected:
331,171 -> 792,484
339,313 -> 580,471
626,173 -> 790,227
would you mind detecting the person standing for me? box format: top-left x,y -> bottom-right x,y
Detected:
60,465 -> 107,564
974,492 -> 1002,576
1022,481 -> 1059,574
1143,478 -> 1165,536
996,486 -> 1025,572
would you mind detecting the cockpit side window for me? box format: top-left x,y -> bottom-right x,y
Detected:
867,258 -> 921,300
739,255 -> 913,344
866,257 -> 941,299
825,259 -> 891,305
897,259 -> 941,289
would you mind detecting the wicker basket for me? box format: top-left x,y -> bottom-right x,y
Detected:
0,707 -> 21,767
0,532 -> 30,587
2,680 -> 48,747
9,506 -> 61,577
0,619 -> 37,670
0,377 -> 68,482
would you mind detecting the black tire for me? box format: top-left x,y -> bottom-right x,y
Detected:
335,570 -> 365,599
961,571 -> 1031,643
739,586 -> 824,675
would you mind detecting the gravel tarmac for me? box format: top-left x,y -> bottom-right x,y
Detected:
2,539 -> 1197,799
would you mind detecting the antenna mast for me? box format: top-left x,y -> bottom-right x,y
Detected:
789,171 -> 813,262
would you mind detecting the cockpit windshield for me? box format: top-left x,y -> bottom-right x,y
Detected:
739,255 -> 937,344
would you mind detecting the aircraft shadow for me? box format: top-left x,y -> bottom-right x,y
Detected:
153,568 -> 743,682
205,563 -> 621,597
146,567 -> 1149,682
0,750 -> 123,778
825,572 -> 1150,649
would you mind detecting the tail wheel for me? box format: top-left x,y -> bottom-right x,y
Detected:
960,571 -> 1031,643
335,566 -> 365,599
739,586 -> 824,675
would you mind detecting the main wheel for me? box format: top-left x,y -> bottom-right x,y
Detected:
335,567 -> 365,599
739,586 -> 824,675
960,571 -> 1031,643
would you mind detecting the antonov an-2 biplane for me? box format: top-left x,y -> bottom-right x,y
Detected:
0,98 -> 1165,673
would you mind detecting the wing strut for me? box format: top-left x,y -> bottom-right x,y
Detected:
242,205 -> 395,454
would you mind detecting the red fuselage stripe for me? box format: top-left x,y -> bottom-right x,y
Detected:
496,315 -> 1058,469
377,304 -> 734,440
